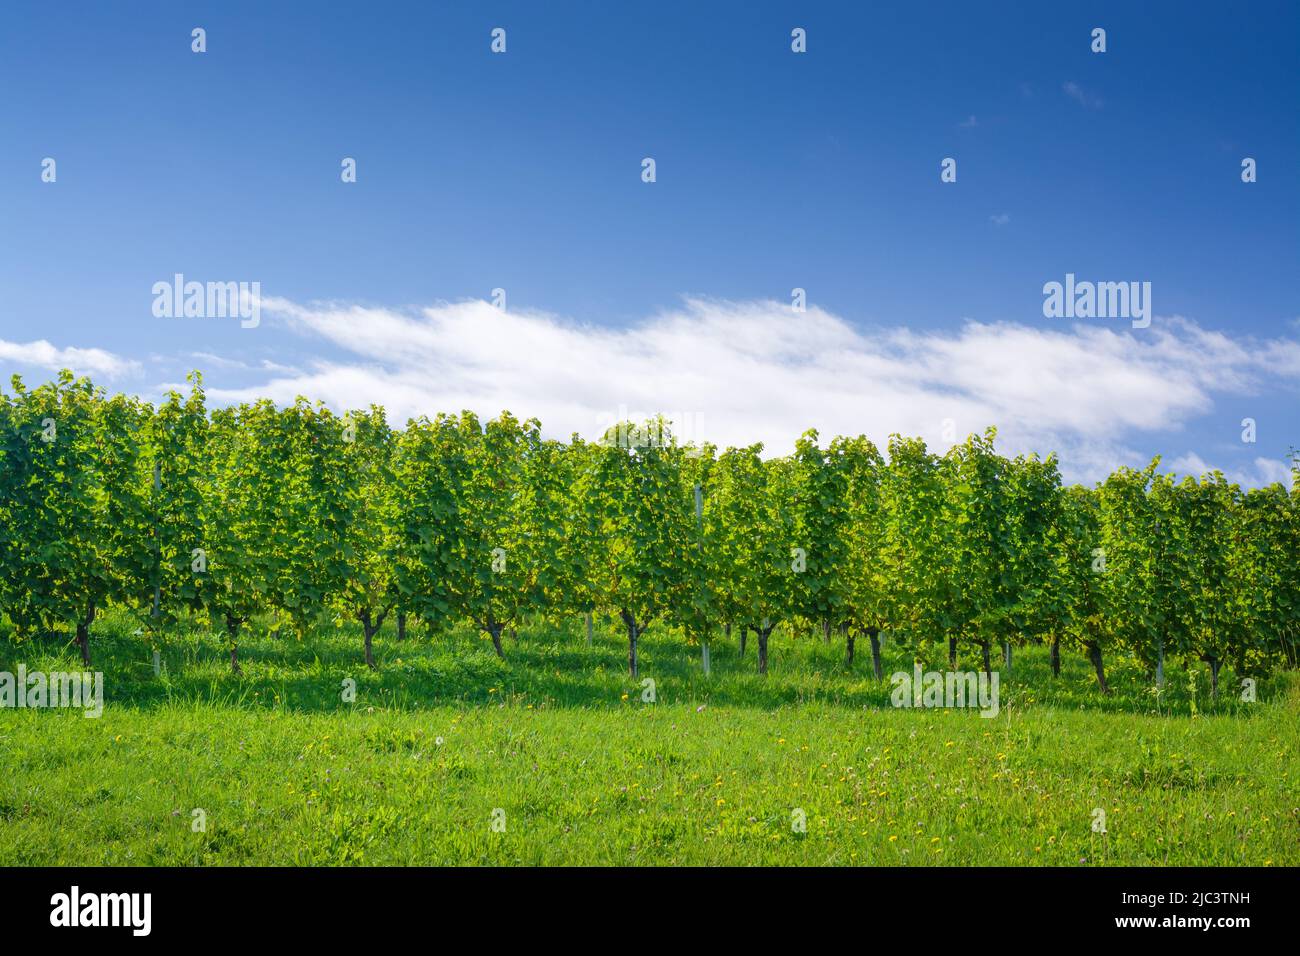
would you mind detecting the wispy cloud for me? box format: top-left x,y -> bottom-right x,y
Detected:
989,213 -> 1011,226
177,295 -> 1300,486
1164,452 -> 1294,489
184,351 -> 300,375
957,114 -> 979,129
0,338 -> 138,379
1063,80 -> 1104,110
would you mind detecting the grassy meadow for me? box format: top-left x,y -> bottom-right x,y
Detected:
1,611 -> 1296,866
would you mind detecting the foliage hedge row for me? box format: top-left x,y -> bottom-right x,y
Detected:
1,371 -> 1296,694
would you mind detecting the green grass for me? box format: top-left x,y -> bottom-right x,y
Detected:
0,611 -> 1295,865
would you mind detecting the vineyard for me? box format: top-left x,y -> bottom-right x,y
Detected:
5,0 -> 1298,903
2,371 -> 1299,866
2,370 -> 1297,695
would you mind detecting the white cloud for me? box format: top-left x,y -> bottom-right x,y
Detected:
1164,452 -> 1294,489
181,295 -> 1300,486
185,351 -> 300,375
989,213 -> 1011,226
1063,81 -> 1104,110
1250,457 -> 1296,487
958,115 -> 979,129
0,338 -> 138,379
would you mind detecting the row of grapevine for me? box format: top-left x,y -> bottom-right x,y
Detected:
1,371 -> 1296,692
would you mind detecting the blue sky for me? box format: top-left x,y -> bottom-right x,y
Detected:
1,1 -> 1297,485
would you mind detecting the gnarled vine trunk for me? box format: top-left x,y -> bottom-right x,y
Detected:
1050,635 -> 1060,676
360,606 -> 390,669
363,619 -> 378,668
225,613 -> 242,675
868,626 -> 883,681
756,621 -> 776,675
1086,642 -> 1110,694
76,622 -> 91,667
485,620 -> 505,660
76,605 -> 96,667
619,609 -> 645,677
1203,655 -> 1221,698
